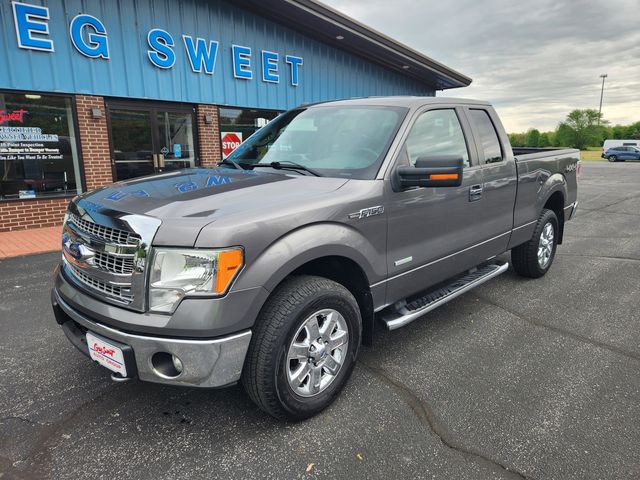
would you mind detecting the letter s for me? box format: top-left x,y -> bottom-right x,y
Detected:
147,28 -> 175,69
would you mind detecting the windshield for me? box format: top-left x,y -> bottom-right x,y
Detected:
227,105 -> 408,179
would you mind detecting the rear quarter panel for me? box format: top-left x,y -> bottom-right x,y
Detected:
509,149 -> 579,248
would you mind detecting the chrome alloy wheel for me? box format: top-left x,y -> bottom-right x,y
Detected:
538,221 -> 555,268
286,309 -> 349,397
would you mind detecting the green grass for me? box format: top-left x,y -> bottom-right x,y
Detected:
580,150 -> 604,161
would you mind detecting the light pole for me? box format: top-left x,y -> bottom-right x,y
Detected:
598,74 -> 607,125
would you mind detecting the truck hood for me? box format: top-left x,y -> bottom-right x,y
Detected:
77,167 -> 349,245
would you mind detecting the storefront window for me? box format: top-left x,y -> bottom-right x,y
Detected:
219,107 -> 280,158
0,92 -> 81,200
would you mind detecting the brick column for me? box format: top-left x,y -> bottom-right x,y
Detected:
75,95 -> 113,191
196,104 -> 222,167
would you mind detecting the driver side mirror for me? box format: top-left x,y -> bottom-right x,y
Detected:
396,155 -> 464,189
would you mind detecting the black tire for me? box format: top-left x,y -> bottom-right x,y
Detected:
511,208 -> 559,278
242,275 -> 361,421
608,155 -> 617,162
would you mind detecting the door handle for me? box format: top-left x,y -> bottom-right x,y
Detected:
469,184 -> 483,202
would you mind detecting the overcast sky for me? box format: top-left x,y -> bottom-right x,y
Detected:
322,0 -> 640,132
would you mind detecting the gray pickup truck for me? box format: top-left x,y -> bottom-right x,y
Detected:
52,97 -> 579,420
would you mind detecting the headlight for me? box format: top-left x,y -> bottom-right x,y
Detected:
148,248 -> 244,313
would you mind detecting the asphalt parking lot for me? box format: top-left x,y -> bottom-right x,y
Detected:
1,161 -> 639,480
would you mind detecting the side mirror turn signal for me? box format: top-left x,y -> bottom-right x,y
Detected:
396,155 -> 464,189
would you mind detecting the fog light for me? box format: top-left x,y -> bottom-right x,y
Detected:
172,355 -> 183,374
151,352 -> 183,378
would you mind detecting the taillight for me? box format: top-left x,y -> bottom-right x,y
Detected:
576,161 -> 582,181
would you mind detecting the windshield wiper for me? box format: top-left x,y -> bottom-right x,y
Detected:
220,158 -> 244,170
248,161 -> 322,177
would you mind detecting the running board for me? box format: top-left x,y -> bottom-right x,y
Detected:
381,261 -> 509,331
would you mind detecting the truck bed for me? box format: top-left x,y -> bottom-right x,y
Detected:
512,147 -> 579,161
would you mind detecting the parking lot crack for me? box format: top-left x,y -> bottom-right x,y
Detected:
360,362 -> 531,480
474,294 -> 640,363
579,193 -> 640,215
556,253 -> 640,263
579,208 -> 640,218
3,385 -> 124,478
0,416 -> 49,427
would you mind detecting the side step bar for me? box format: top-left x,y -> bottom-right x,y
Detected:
381,261 -> 509,331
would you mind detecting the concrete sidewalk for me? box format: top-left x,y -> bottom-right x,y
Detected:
0,226 -> 61,259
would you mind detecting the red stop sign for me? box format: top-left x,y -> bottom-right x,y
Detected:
221,132 -> 242,157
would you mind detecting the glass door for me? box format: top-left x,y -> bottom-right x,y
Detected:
155,110 -> 195,173
108,103 -> 197,181
109,108 -> 155,180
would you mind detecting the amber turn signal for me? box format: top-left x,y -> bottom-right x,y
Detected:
215,249 -> 244,294
429,173 -> 459,181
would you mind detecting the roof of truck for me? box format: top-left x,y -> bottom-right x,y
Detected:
306,96 -> 492,108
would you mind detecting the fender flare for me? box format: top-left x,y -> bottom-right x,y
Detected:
537,173 -> 568,242
537,173 -> 568,213
233,222 -> 382,294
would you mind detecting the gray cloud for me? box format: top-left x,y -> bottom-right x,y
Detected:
322,0 -> 640,131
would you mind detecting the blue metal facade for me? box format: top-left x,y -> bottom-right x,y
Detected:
0,0 -> 434,109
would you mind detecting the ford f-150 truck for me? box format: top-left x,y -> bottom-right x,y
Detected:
52,97 -> 579,420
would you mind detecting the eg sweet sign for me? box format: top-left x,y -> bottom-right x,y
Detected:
11,1 -> 304,86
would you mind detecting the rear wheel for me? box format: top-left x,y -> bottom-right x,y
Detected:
242,275 -> 361,421
511,209 -> 559,278
608,155 -> 617,162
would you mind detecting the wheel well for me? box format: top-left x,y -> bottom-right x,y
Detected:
290,256 -> 375,346
544,191 -> 565,244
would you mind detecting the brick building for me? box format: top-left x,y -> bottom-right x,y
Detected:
0,0 -> 470,231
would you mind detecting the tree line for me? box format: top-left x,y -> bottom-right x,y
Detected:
508,109 -> 640,150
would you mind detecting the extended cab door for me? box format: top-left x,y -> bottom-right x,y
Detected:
464,107 -> 518,252
383,106 -> 489,304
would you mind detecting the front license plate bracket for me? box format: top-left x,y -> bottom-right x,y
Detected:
86,331 -> 138,379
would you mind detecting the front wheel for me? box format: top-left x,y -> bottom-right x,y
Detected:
511,208 -> 559,278
608,155 -> 617,162
242,275 -> 361,421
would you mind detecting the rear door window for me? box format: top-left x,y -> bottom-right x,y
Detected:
469,109 -> 503,164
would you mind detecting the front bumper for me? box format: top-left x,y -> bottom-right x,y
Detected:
52,288 -> 252,388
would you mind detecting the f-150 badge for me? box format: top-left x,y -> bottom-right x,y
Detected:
349,205 -> 384,220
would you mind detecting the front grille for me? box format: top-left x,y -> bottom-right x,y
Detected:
93,251 -> 135,275
70,265 -> 133,303
70,213 -> 140,245
62,207 -> 159,311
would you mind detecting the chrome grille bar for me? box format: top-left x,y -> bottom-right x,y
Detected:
93,250 -> 135,275
69,213 -> 140,246
68,263 -> 133,304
